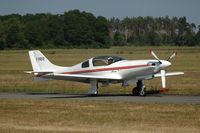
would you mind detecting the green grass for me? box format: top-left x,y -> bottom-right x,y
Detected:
0,46 -> 200,95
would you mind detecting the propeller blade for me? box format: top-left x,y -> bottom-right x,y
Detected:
149,49 -> 160,61
160,70 -> 166,93
167,52 -> 177,61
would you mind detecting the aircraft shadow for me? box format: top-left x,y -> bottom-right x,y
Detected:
27,92 -> 162,99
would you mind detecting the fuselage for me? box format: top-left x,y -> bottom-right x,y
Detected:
54,56 -> 171,82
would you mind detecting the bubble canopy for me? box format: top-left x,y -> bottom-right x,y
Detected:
92,56 -> 124,66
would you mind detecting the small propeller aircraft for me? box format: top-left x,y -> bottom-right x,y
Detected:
25,50 -> 184,96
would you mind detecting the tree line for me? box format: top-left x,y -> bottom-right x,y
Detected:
0,9 -> 200,50
110,16 -> 200,46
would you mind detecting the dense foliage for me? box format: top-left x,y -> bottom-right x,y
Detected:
0,10 -> 110,50
110,16 -> 200,46
0,9 -> 199,50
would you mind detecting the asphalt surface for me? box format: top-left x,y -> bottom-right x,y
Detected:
0,93 -> 200,104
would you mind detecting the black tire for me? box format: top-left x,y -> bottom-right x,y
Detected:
132,87 -> 139,96
90,94 -> 98,97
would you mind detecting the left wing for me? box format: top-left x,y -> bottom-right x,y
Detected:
52,73 -> 123,80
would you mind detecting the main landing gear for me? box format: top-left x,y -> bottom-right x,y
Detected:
132,80 -> 146,96
89,79 -> 99,95
89,79 -> 146,96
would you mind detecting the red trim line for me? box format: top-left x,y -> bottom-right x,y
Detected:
62,64 -> 149,74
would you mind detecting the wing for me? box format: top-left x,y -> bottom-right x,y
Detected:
154,72 -> 184,78
135,72 -> 184,80
25,71 -> 122,83
52,73 -> 123,81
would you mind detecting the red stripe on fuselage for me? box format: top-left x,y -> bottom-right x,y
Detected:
62,64 -> 149,74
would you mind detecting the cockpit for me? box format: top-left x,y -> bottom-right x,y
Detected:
92,56 -> 124,66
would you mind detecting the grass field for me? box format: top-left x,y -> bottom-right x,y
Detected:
0,47 -> 200,133
0,100 -> 199,133
0,46 -> 199,95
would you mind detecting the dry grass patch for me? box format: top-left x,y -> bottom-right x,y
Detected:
0,100 -> 199,133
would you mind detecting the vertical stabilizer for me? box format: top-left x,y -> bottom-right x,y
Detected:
28,50 -> 64,72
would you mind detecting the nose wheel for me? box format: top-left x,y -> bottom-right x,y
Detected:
132,80 -> 146,96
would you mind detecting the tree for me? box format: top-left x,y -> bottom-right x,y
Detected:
195,25 -> 200,45
0,38 -> 6,50
0,12 -> 199,49
94,16 -> 111,48
108,16 -> 197,46
113,31 -> 126,46
0,20 -> 6,50
146,31 -> 161,45
4,17 -> 28,49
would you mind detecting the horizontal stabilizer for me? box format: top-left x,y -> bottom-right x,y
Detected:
24,71 -> 53,74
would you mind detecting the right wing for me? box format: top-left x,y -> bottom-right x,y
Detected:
154,72 -> 184,78
136,72 -> 184,80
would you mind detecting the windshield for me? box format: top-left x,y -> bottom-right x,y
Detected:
92,56 -> 124,66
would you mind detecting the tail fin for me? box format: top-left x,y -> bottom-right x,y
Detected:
28,50 -> 64,72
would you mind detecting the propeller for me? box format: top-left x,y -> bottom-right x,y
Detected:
149,50 -> 177,93
167,52 -> 177,61
149,49 -> 161,63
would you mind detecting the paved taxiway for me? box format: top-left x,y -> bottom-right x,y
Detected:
0,93 -> 200,104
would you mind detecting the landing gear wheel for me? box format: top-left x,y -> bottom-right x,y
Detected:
132,80 -> 146,96
132,87 -> 146,96
92,83 -> 99,96
132,87 -> 139,96
89,80 -> 99,96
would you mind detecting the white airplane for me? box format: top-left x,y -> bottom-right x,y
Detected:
25,50 -> 184,96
